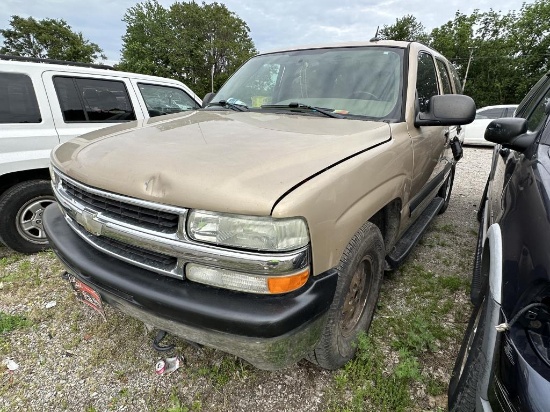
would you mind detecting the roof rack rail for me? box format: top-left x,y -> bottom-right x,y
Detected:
0,54 -> 114,70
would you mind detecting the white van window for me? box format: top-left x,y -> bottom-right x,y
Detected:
53,76 -> 136,122
138,83 -> 199,117
0,73 -> 41,123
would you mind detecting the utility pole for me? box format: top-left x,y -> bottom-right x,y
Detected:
211,64 -> 214,93
210,33 -> 215,93
462,47 -> 474,91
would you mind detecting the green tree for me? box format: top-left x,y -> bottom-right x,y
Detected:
0,16 -> 105,62
429,10 -> 525,107
378,15 -> 430,44
119,0 -> 257,97
508,0 -> 550,99
384,3 -> 550,107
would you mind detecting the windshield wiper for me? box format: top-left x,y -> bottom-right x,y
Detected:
209,99 -> 248,111
261,102 -> 344,118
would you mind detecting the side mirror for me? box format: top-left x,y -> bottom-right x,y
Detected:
415,95 -> 476,127
485,117 -> 535,152
202,92 -> 216,108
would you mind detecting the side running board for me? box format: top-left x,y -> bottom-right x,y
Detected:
386,197 -> 444,269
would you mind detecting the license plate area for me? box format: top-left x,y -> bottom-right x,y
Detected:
66,273 -> 106,320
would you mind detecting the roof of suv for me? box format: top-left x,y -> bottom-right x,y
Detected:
261,40 -> 448,63
0,55 -> 191,87
263,40 -> 419,54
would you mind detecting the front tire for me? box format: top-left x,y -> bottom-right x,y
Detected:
0,180 -> 55,254
448,292 -> 488,411
309,221 -> 384,370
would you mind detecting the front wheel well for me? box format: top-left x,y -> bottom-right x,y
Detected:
368,198 -> 402,252
0,169 -> 51,197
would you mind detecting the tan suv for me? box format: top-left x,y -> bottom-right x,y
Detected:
43,41 -> 475,370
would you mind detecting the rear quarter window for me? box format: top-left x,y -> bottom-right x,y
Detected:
435,59 -> 453,95
0,72 -> 41,123
449,64 -> 463,94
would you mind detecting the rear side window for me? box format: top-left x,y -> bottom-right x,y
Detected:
476,108 -> 505,119
449,64 -> 463,94
53,76 -> 136,122
0,73 -> 41,123
435,59 -> 453,95
416,52 -> 439,112
504,107 -> 516,117
138,83 -> 199,117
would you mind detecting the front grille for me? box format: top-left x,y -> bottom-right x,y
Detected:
93,235 -> 178,273
62,180 -> 179,233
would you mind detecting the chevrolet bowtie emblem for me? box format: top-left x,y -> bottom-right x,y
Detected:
77,209 -> 103,236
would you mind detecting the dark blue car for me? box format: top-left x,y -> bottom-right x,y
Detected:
448,73 -> 550,411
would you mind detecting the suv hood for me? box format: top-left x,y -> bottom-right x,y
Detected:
52,110 -> 391,215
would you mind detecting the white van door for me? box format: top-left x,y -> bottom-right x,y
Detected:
42,71 -> 147,143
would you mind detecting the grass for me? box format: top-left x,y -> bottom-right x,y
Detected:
0,239 -> 473,412
325,255 -> 472,411
0,312 -> 31,334
165,390 -> 202,412
195,352 -> 251,387
328,333 -> 414,411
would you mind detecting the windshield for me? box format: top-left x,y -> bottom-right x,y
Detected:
212,46 -> 404,120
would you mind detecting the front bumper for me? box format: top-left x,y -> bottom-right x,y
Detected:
44,204 -> 337,370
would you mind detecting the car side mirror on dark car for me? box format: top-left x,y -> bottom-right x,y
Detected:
485,117 -> 536,152
415,95 -> 476,127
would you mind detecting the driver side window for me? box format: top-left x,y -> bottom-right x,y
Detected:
416,53 -> 439,113
524,88 -> 550,132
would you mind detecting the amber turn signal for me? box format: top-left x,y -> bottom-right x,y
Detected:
267,269 -> 310,294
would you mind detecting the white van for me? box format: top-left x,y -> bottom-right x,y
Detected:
0,55 -> 201,253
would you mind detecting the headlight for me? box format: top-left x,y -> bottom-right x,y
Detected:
187,210 -> 309,251
49,166 -> 59,185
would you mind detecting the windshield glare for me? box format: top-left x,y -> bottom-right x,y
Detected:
213,47 -> 404,119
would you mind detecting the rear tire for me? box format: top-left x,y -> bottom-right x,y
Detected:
448,292 -> 488,411
0,180 -> 55,254
438,166 -> 455,214
308,221 -> 384,370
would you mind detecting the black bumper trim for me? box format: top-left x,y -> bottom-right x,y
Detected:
44,204 -> 337,339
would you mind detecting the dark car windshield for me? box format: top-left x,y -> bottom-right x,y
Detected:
212,46 -> 404,120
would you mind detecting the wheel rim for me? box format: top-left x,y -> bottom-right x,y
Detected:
16,196 -> 55,244
339,257 -> 373,337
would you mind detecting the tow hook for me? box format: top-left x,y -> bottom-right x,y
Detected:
152,330 -> 175,352
151,330 -> 203,352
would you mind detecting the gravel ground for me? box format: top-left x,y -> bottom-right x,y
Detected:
0,147 -> 494,412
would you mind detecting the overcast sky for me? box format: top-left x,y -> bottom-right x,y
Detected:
1,0 -> 528,64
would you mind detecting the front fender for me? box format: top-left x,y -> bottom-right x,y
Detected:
478,223 -> 503,411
